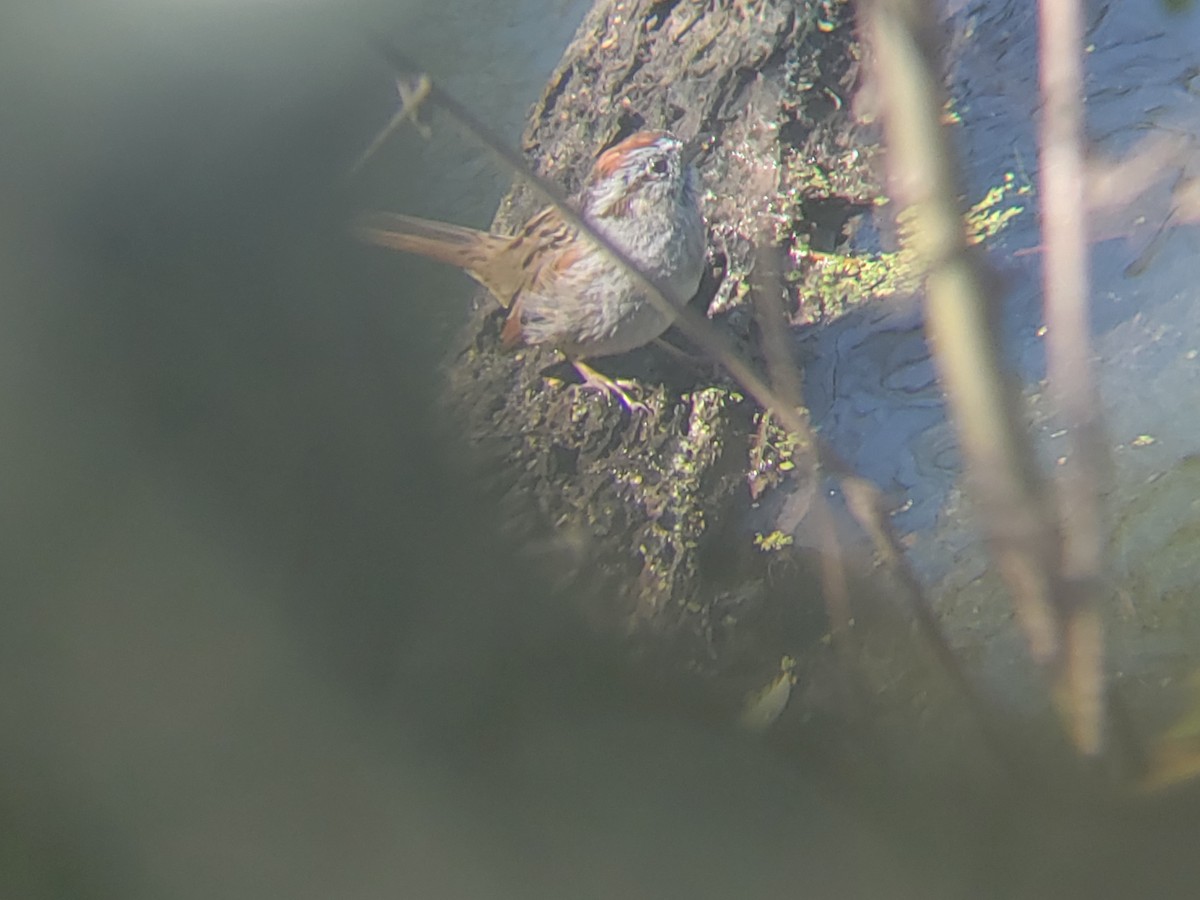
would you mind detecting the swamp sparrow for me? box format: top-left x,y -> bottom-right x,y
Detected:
354,131 -> 706,408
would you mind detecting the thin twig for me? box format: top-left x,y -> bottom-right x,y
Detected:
744,162 -> 840,638
841,475 -> 1021,772
347,76 -> 433,176
366,40 -> 816,444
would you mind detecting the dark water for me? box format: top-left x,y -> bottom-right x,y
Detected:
802,0 -> 1200,581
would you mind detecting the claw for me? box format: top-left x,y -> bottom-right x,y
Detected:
571,361 -> 650,414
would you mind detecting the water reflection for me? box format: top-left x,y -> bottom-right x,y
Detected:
799,0 -> 1200,589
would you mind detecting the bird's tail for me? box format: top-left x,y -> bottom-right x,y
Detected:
352,211 -> 486,267
351,211 -> 519,308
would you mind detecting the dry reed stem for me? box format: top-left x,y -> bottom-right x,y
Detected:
860,0 -> 1106,755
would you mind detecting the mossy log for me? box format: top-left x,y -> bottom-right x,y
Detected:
444,0 -> 885,712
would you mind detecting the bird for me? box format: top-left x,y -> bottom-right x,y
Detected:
353,130 -> 707,410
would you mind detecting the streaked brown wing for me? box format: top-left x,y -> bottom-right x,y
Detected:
499,207 -> 583,349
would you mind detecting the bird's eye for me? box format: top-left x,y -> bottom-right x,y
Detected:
650,157 -> 669,176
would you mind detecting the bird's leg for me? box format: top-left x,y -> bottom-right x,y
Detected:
571,360 -> 650,414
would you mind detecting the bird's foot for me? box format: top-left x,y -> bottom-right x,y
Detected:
571,361 -> 650,415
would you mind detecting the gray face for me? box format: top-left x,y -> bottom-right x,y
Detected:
582,134 -> 700,220
624,139 -> 690,203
